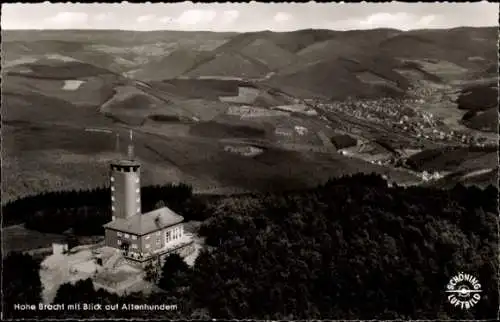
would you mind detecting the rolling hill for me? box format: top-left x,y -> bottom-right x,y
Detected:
129,49 -> 215,81
185,51 -> 270,78
239,38 -> 298,71
2,27 -> 498,201
462,107 -> 498,133
267,56 -> 408,100
377,28 -> 497,68
293,28 -> 401,65
457,81 -> 498,111
4,27 -> 496,100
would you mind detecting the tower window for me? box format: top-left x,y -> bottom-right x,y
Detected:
112,206 -> 115,211
111,186 -> 115,191
111,196 -> 115,201
137,207 -> 141,213
136,198 -> 140,203
110,176 -> 115,182
136,188 -> 140,193
136,178 -> 140,183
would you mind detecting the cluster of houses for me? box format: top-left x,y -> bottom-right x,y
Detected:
419,170 -> 444,182
312,95 -> 479,146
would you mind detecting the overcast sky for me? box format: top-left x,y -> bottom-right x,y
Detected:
2,2 -> 498,32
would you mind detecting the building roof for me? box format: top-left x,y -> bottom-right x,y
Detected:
110,159 -> 141,167
103,207 -> 184,235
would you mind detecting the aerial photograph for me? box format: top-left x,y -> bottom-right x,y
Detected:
1,1 -> 498,320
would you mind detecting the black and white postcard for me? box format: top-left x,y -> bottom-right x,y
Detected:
2,1 -> 499,320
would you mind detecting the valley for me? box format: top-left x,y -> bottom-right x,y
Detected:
2,27 -> 498,203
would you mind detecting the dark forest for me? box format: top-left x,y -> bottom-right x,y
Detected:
2,173 -> 498,319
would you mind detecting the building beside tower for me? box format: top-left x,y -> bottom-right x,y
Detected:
103,130 -> 193,266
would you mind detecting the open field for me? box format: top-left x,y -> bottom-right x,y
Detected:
227,105 -> 290,118
402,59 -> 470,82
2,224 -> 104,255
2,225 -> 67,254
5,59 -> 116,79
150,79 -> 248,100
4,74 -> 117,108
189,119 -> 271,139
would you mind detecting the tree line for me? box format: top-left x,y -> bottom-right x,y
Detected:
2,173 -> 498,319
2,183 -> 210,235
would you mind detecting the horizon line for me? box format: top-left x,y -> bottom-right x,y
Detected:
1,25 -> 497,33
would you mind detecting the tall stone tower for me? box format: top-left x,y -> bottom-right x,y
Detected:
110,130 -> 141,221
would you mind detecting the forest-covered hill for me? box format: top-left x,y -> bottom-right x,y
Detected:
3,174 -> 498,319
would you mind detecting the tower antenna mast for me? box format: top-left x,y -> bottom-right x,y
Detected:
115,133 -> 120,155
127,129 -> 135,160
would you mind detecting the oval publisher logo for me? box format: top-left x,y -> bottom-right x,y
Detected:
445,272 -> 482,310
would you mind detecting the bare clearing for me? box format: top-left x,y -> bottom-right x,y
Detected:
4,74 -> 116,108
62,80 -> 85,91
461,167 -> 496,179
394,68 -> 429,81
45,54 -> 80,62
99,85 -> 150,112
405,59 -> 470,81
272,104 -> 318,115
227,105 -> 290,118
2,56 -> 39,68
224,145 -> 265,157
171,99 -> 229,121
40,246 -> 144,303
219,86 -> 260,104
